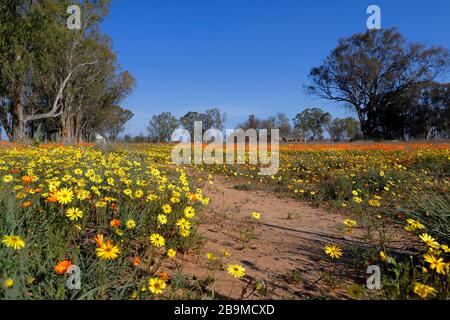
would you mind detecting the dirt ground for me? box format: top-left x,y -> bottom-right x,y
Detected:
175,175 -> 411,300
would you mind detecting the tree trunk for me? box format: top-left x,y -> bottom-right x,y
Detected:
12,83 -> 25,141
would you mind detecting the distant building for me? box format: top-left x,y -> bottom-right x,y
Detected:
95,133 -> 106,143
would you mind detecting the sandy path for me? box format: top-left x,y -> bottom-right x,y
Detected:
176,175 -> 379,299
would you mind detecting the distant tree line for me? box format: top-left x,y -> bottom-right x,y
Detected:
144,107 -> 360,143
145,108 -> 227,143
0,0 -> 134,143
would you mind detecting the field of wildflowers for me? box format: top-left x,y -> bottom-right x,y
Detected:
0,142 -> 449,299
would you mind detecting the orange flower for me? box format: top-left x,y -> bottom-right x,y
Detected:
110,219 -> 121,228
159,271 -> 169,282
54,260 -> 72,275
187,192 -> 198,201
46,191 -> 59,203
94,234 -> 104,247
110,203 -> 118,210
21,175 -> 34,184
132,256 -> 141,267
22,201 -> 32,208
34,188 -> 42,193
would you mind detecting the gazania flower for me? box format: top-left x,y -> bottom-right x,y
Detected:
22,201 -> 32,208
423,254 -> 447,275
227,264 -> 246,278
352,196 -> 363,204
162,204 -> 172,214
2,235 -> 26,251
56,187 -> 74,205
167,249 -> 176,258
3,278 -> 14,289
21,175 -> 34,184
54,260 -> 72,274
184,206 -> 196,218
343,218 -> 357,228
157,214 -> 167,225
96,240 -> 120,260
132,256 -> 141,267
94,234 -> 104,247
110,219 -> 121,228
252,211 -> 261,220
66,207 -> 83,221
2,175 -> 13,183
413,283 -> 437,299
324,244 -> 343,259
150,233 -> 165,247
125,219 -> 136,230
159,272 -> 169,282
367,199 -> 381,207
379,251 -> 388,262
180,229 -> 190,237
148,278 -> 166,294
207,253 -> 217,261
419,233 -> 440,249
46,191 -> 59,203
176,218 -> 191,230
405,219 -> 425,231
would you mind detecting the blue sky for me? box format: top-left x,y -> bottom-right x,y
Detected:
101,0 -> 450,136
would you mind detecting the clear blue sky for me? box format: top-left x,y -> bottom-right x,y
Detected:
101,0 -> 450,136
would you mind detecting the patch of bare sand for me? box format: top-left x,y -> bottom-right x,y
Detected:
175,175 -> 411,299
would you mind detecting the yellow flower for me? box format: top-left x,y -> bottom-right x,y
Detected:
148,278 -> 166,294
352,196 -> 363,204
222,250 -> 231,257
252,211 -> 261,220
352,190 -> 358,196
66,207 -> 83,221
184,206 -> 196,218
170,196 -> 180,204
176,218 -> 191,230
379,170 -> 385,177
162,204 -> 172,214
157,214 -> 167,225
3,278 -> 14,288
404,219 -> 425,231
227,264 -> 246,278
2,235 -> 26,251
324,244 -> 343,259
180,229 -> 190,237
413,283 -> 437,299
56,187 -> 74,205
150,233 -> 165,247
343,218 -> 357,228
379,251 -> 387,262
96,241 -> 120,260
441,245 -> 450,253
134,189 -> 144,199
126,219 -> 137,230
167,249 -> 176,258
207,253 -> 217,261
3,175 -> 13,183
419,233 -> 440,249
423,253 -> 447,275
368,199 -> 381,207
